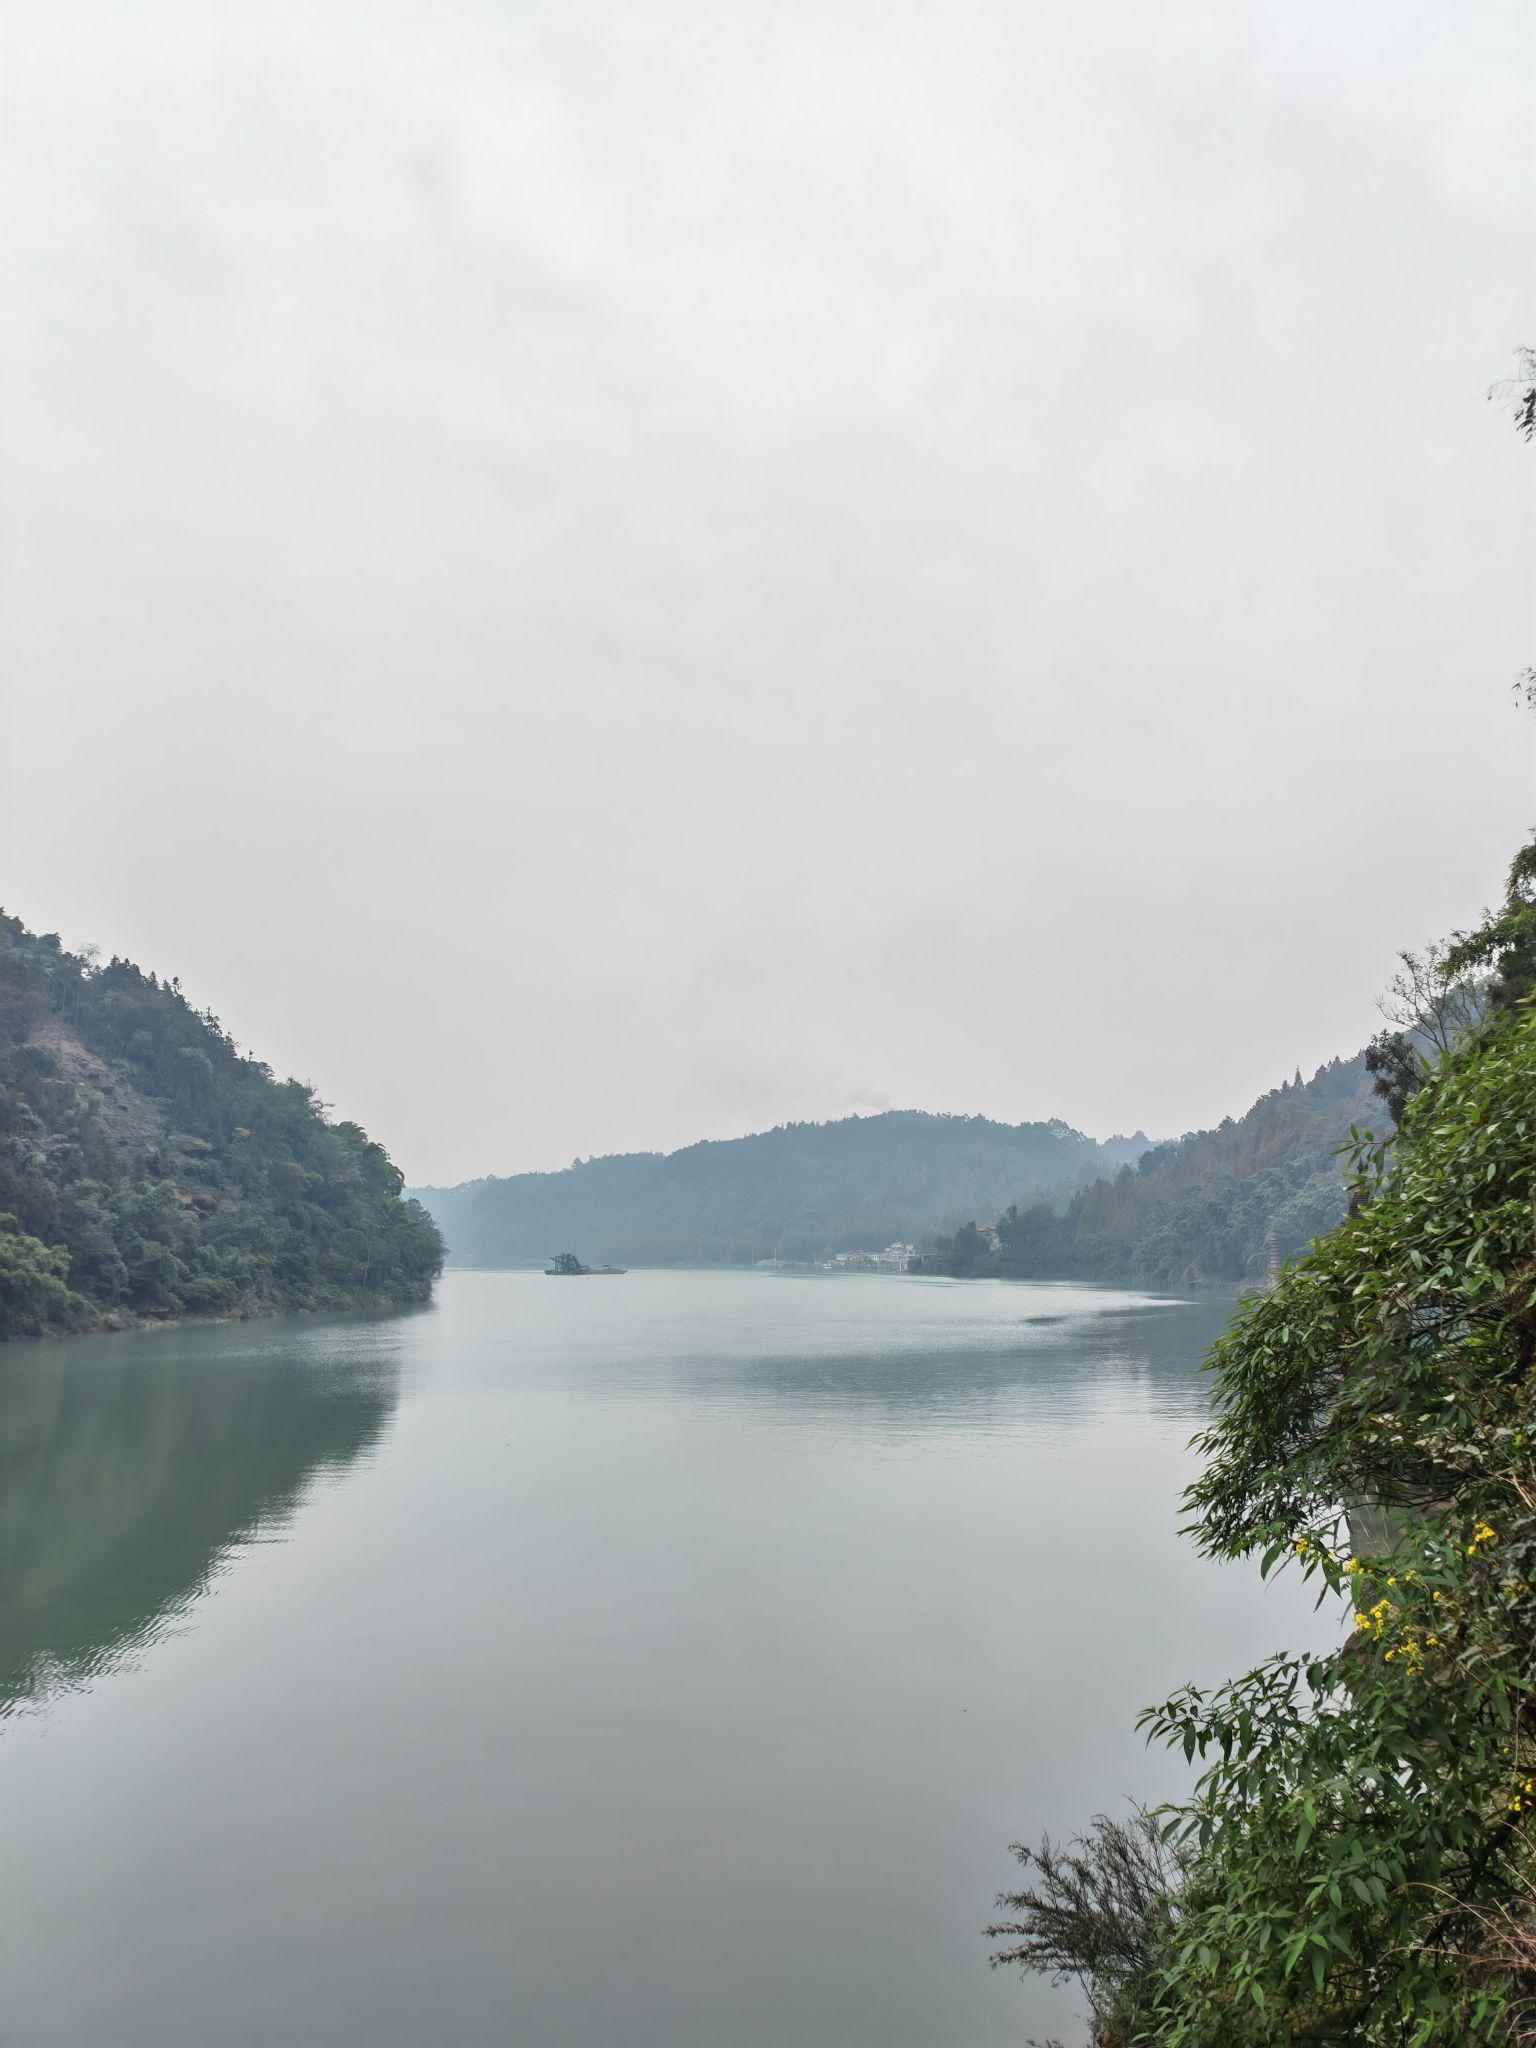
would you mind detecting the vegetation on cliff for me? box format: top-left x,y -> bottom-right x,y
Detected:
996,839 -> 1536,2042
0,914 -> 443,1339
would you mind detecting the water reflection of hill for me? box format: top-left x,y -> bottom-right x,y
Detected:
490,1276 -> 1239,1434
653,1298 -> 1237,1430
0,1318 -> 403,1714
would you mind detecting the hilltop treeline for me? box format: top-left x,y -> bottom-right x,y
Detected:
920,1052 -> 1377,1288
414,1111 -> 1151,1269
0,914 -> 443,1339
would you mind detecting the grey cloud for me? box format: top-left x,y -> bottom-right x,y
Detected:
1,0 -> 1531,1183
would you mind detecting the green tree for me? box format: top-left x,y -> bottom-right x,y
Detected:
0,1219 -> 89,1338
994,847 -> 1536,2043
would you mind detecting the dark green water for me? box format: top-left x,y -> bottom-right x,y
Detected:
0,1269 -> 1323,2046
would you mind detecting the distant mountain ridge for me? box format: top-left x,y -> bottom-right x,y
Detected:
920,1051 -> 1379,1289
412,1110 -> 1153,1269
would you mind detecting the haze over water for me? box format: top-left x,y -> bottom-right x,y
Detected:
0,1271 -> 1325,2046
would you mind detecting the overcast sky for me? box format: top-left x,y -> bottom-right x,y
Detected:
2,0 -> 1532,1187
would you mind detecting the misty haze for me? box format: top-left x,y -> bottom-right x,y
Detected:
2,4 -> 1534,2045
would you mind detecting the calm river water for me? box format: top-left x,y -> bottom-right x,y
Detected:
0,1269 -> 1325,2046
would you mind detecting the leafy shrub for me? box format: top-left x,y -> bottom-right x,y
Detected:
997,839 -> 1536,2043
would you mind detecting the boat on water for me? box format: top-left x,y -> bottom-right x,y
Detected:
544,1252 -> 627,1276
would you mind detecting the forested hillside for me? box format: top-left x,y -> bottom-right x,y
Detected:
0,914 -> 444,1338
414,1112 -> 1151,1269
921,1052 -> 1379,1288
